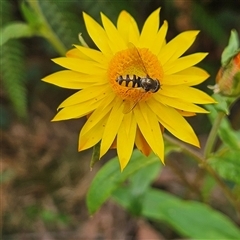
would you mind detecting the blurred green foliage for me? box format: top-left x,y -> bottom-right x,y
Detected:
1,0 -> 240,239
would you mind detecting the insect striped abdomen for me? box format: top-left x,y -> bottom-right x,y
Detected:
116,75 -> 142,88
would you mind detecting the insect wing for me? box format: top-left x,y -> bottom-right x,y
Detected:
123,99 -> 139,114
122,92 -> 145,114
122,43 -> 149,114
127,42 -> 148,76
122,100 -> 135,114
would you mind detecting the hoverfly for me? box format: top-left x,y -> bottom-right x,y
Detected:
116,43 -> 161,113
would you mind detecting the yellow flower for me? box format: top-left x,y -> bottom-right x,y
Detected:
43,8 -> 215,170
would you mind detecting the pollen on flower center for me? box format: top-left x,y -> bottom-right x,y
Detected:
108,46 -> 163,102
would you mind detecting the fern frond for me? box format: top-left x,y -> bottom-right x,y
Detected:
1,40 -> 28,119
0,1 -> 28,119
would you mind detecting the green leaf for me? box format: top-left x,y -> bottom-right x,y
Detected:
120,161 -> 161,216
1,22 -> 35,46
208,94 -> 235,115
113,188 -> 240,239
90,142 -> 101,169
209,150 -> 240,184
129,161 -> 160,195
86,150 -> 162,214
218,124 -> 240,150
201,174 -> 216,202
206,98 -> 240,150
222,30 -> 240,66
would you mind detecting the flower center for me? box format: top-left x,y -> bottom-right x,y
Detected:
108,46 -> 163,102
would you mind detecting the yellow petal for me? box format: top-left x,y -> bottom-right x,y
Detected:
138,8 -> 161,48
52,85 -> 110,121
52,101 -> 99,121
52,57 -> 106,75
135,127 -> 152,156
117,113 -> 137,170
79,93 -> 116,151
42,70 -> 104,89
147,99 -> 199,147
177,110 -> 196,117
160,85 -> 216,104
100,98 -> 124,158
163,53 -> 208,75
79,113 -> 109,151
159,31 -> 200,65
140,104 -> 164,162
74,45 -> 109,63
79,94 -> 116,151
163,67 -> 209,86
80,92 -> 116,135
66,48 -> 91,60
154,94 -> 209,113
83,12 -> 112,56
150,20 -> 168,55
100,12 -> 127,53
57,84 -> 110,109
134,103 -> 164,162
117,10 -> 140,44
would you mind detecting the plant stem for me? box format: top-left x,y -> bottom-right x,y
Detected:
204,111 -> 226,158
164,134 -> 240,218
27,0 -> 67,56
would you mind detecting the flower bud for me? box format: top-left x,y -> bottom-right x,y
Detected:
216,52 -> 240,97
